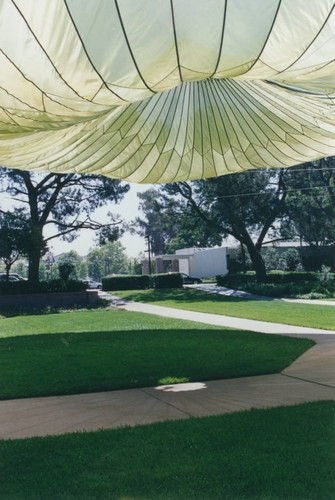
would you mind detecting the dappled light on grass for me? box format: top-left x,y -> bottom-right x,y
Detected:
156,382 -> 207,392
157,376 -> 190,385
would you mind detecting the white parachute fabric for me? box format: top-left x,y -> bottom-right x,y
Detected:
0,0 -> 335,183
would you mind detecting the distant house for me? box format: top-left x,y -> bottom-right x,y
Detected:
155,247 -> 228,278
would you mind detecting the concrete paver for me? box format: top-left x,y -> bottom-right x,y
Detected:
282,337 -> 335,387
0,389 -> 190,440
0,295 -> 334,440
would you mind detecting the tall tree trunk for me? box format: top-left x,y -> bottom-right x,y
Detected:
28,246 -> 41,282
5,261 -> 11,279
240,243 -> 247,273
244,241 -> 267,283
27,225 -> 44,282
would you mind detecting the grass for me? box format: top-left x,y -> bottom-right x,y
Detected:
0,310 -> 313,399
0,401 -> 334,499
112,288 -> 335,330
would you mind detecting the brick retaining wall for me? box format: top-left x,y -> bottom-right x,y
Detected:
0,290 -> 99,309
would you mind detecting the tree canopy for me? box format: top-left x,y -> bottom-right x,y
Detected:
0,168 -> 129,282
134,158 -> 335,281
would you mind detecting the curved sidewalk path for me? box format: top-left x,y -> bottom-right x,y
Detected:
0,295 -> 334,440
186,282 -> 335,306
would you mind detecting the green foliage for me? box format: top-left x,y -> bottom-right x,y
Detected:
262,247 -> 280,271
39,261 -> 47,281
56,251 -> 86,279
262,247 -> 303,272
278,248 -> 303,271
217,271 -> 335,298
282,158 -> 335,247
217,271 -> 316,287
87,241 -> 131,281
161,170 -> 289,282
239,280 -> 335,299
152,272 -> 184,289
0,209 -> 33,274
135,188 -> 221,256
0,279 -> 87,295
58,262 -> 75,281
0,168 -> 129,282
129,255 -> 143,275
102,274 -> 150,291
228,245 -> 252,273
11,261 -> 28,279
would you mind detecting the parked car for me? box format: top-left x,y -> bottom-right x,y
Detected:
181,272 -> 202,284
0,273 -> 25,281
81,279 -> 102,289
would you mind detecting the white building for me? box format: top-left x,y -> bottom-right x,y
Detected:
155,247 -> 228,278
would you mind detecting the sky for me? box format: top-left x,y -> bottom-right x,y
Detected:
47,182 -> 151,258
2,180 -> 152,259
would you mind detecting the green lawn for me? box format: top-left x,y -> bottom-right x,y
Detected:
1,401 -> 334,499
112,288 -> 335,330
0,310 -> 313,399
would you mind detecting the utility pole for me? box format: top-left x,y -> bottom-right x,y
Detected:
144,235 -> 151,275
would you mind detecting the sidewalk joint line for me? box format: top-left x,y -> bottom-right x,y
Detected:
138,388 -> 194,417
281,373 -> 335,390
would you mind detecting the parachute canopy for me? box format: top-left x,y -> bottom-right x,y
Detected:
1,0 -> 335,182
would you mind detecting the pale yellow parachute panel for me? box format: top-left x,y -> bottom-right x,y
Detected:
0,0 -> 335,183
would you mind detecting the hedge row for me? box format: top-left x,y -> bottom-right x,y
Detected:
0,279 -> 87,295
151,272 -> 184,289
102,275 -> 150,291
102,273 -> 184,291
216,272 -> 317,287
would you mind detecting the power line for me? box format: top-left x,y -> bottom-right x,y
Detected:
199,184 -> 335,201
226,166 -> 335,175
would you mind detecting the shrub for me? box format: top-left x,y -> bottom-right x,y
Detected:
58,262 -> 75,281
102,275 -> 150,291
278,248 -> 303,272
216,271 -> 335,298
0,279 -> 87,295
216,273 -> 256,288
263,248 -> 280,271
151,273 -> 184,289
217,272 -> 317,288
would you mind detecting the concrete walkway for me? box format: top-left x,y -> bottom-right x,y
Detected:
186,283 -> 335,306
105,293 -> 335,336
1,296 -> 334,440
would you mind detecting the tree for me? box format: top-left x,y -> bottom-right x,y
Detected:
39,261 -> 47,281
58,262 -> 75,281
134,188 -> 221,255
0,210 -> 33,277
87,242 -> 131,281
262,247 -> 280,271
278,248 -> 303,272
57,251 -> 86,280
0,168 -> 129,282
134,189 -> 177,255
160,170 -> 288,282
12,261 -> 28,279
282,158 -> 335,247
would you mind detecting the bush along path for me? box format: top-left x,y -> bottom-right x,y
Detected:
187,283 -> 335,306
